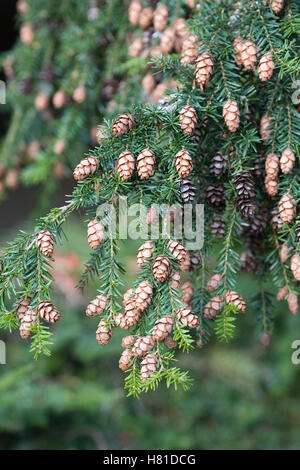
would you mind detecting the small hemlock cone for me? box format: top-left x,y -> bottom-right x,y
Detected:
17,297 -> 31,322
240,251 -> 258,272
169,271 -> 181,289
181,281 -> 194,304
115,150 -> 135,181
265,175 -> 278,196
137,241 -> 154,266
186,0 -> 196,7
280,148 -> 295,174
240,40 -> 257,70
295,224 -> 300,244
152,255 -> 171,282
258,53 -> 275,81
160,28 -> 175,55
114,312 -> 130,330
176,307 -> 199,327
206,273 -> 223,293
124,298 -> 140,327
112,113 -> 134,136
153,4 -> 168,31
181,35 -> 198,65
290,253 -> 300,281
280,243 -> 289,263
287,293 -> 298,315
135,280 -> 153,312
277,285 -> 288,301
270,0 -> 284,15
179,105 -> 197,135
224,290 -> 246,313
271,207 -> 283,230
19,310 -> 37,340
152,315 -> 174,341
260,115 -> 272,142
139,7 -> 153,29
195,52 -> 214,89
233,170 -> 255,200
167,240 -> 187,262
121,335 -> 135,348
233,37 -> 244,67
128,0 -> 142,25
119,349 -> 133,371
163,335 -> 177,349
175,149 -> 193,178
36,230 -> 54,257
140,353 -> 158,382
180,251 -> 191,272
136,148 -> 155,180
86,294 -> 108,317
132,335 -> 155,356
129,37 -> 143,58
265,153 -> 279,178
73,156 -> 99,180
205,184 -> 225,207
37,300 -> 60,323
87,219 -> 105,250
180,179 -> 196,203
210,154 -> 226,177
142,73 -> 156,95
236,198 -> 256,221
96,319 -> 112,345
278,193 -> 296,223
210,214 -> 225,238
204,295 -> 223,319
223,100 -> 240,132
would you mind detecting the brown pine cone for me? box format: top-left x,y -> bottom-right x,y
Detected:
205,184 -> 225,207
115,150 -> 135,181
295,224 -> 300,244
128,0 -> 142,25
37,300 -> 60,323
153,4 -> 168,31
233,170 -> 255,200
163,334 -> 177,349
119,349 -> 133,371
175,149 -> 193,178
139,7 -> 153,29
128,37 -> 143,58
73,156 -> 99,181
180,179 -> 196,203
132,335 -> 155,356
124,298 -> 140,326
271,207 -> 283,230
152,315 -> 174,342
195,52 -> 214,89
204,295 -> 223,319
261,332 -> 271,349
236,198 -> 257,221
36,230 -> 54,257
270,0 -> 284,14
121,335 -> 135,348
240,40 -> 257,70
287,293 -> 298,315
169,271 -> 181,289
249,213 -> 268,234
189,251 -> 201,270
96,319 -> 112,345
181,281 -> 194,304
223,100 -> 240,132
290,253 -> 300,281
206,273 -> 223,293
233,37 -> 244,67
264,175 -> 278,197
258,53 -> 275,81
112,113 -> 134,136
136,148 -> 155,180
280,148 -> 295,174
265,153 -> 279,178
137,241 -> 154,266
260,115 -> 272,142
19,310 -> 37,340
180,251 -> 191,272
210,153 -> 226,177
17,297 -> 31,322
177,307 -> 199,327
210,214 -> 226,238
87,219 -> 105,250
140,353 -> 158,381
142,73 -> 156,95
135,280 -> 153,312
224,290 -> 246,313
186,0 -> 195,7
278,193 -> 296,223
122,289 -> 135,306
53,90 -> 67,109
86,294 -> 108,317
277,285 -> 288,301
160,28 -> 175,55
179,105 -> 197,135
167,240 -> 187,262
240,251 -> 258,272
152,255 -> 171,282
280,243 -> 290,263
35,92 -> 49,111
180,35 -> 198,65
114,312 -> 130,330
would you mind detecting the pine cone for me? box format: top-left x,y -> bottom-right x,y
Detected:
244,230 -> 263,253
210,214 -> 225,238
233,170 -> 255,199
195,52 -> 214,89
290,253 -> 300,281
260,115 -> 272,142
233,37 -> 244,67
177,306 -> 199,327
205,184 -> 225,207
179,105 -> 197,135
270,0 -> 284,14
140,353 -> 158,382
142,73 -> 156,95
129,37 -> 143,58
136,148 -> 155,180
204,295 -> 223,319
112,113 -> 134,136
261,332 -> 271,349
181,281 -> 194,304
163,334 -> 177,349
295,224 -> 300,244
153,4 -> 168,31
280,148 -> 295,174
265,153 -> 279,178
160,28 -> 175,55
124,298 -> 140,327
210,153 -> 226,177
249,213 -> 268,234
115,150 -> 135,181
236,198 -> 257,221
265,175 -> 278,197
180,251 -> 191,272
87,219 -> 105,250
175,149 -> 193,178
152,255 -> 171,282
288,293 -> 298,315
19,77 -> 33,94
224,290 -> 246,313
119,349 -> 133,371
37,300 -> 60,323
73,156 -> 99,180
277,285 -> 288,301
223,100 -> 240,132
240,40 -> 257,70
206,273 -> 222,293
137,241 -> 154,266
86,294 -> 108,317
114,312 -> 130,330
17,297 -> 31,322
121,335 -> 135,348
96,319 -> 112,345
278,193 -> 296,223
181,35 -> 198,65
186,0 -> 196,7
180,179 -> 196,203
240,251 -> 258,272
132,335 -> 155,356
167,240 -> 187,262
271,207 -> 283,230
36,230 -> 54,257
258,53 -> 275,81
122,289 -> 135,306
169,270 -> 181,288
128,0 -> 142,25
253,156 -> 265,179
189,251 -> 201,270
19,310 -> 37,339
139,7 -> 153,29
280,242 -> 289,263
135,280 -> 153,312
152,315 -> 174,341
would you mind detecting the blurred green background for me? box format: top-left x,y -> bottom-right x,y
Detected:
1,211 -> 300,450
